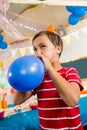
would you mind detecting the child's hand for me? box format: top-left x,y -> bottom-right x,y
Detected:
36,54 -> 52,71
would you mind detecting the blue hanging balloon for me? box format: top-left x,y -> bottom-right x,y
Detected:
66,6 -> 87,25
66,6 -> 76,13
83,6 -> 87,12
0,41 -> 8,49
74,7 -> 86,18
7,55 -> 45,92
0,34 -> 4,42
68,14 -> 79,25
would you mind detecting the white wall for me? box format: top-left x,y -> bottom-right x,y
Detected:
60,22 -> 87,63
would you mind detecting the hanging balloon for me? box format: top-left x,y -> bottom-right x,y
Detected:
66,6 -> 76,13
0,41 -> 8,49
0,34 -> 3,42
68,14 -> 79,25
66,6 -> 87,25
84,6 -> 87,12
74,7 -> 86,18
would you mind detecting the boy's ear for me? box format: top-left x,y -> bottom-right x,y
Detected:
56,46 -> 62,55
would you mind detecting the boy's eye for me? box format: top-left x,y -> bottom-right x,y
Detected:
33,45 -> 46,52
40,45 -> 46,48
33,48 -> 37,51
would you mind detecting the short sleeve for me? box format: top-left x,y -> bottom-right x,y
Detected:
65,67 -> 84,91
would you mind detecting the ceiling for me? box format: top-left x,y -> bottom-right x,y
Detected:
0,2 -> 87,41
0,3 -> 70,40
7,3 -> 69,27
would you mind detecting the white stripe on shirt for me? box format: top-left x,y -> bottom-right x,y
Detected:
39,114 -> 80,120
40,122 -> 82,130
38,105 -> 78,110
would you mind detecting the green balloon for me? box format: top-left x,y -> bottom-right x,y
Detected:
0,75 -> 7,88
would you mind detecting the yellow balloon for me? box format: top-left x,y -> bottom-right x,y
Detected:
0,62 -> 3,69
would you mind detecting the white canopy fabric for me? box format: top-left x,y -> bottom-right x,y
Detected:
9,0 -> 87,6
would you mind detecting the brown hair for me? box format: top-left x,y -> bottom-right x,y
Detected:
32,31 -> 63,57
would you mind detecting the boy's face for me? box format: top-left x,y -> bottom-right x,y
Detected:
32,34 -> 61,63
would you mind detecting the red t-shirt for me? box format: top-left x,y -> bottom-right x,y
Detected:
34,67 -> 84,130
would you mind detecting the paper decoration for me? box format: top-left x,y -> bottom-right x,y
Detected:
19,48 -> 26,56
10,49 -> 18,58
14,50 -> 21,57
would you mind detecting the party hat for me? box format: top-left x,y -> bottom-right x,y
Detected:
47,24 -> 56,33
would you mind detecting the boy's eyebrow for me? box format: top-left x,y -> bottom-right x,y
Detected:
33,42 -> 45,47
38,43 -> 45,45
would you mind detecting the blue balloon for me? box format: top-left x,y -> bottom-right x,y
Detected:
7,55 -> 45,92
0,41 -> 8,49
74,7 -> 86,18
66,6 -> 76,13
76,6 -> 87,11
83,6 -> 87,12
0,34 -> 4,42
68,14 -> 79,25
